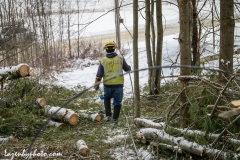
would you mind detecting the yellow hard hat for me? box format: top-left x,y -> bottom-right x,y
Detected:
103,41 -> 117,50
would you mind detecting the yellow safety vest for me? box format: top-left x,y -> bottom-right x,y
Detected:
100,55 -> 124,85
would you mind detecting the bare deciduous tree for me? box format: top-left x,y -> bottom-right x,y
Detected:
133,0 -> 140,118
178,0 -> 191,128
219,0 -> 234,81
154,0 -> 163,94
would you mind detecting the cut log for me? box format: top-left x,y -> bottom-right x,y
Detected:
43,105 -> 79,125
231,100 -> 240,106
78,110 -> 103,121
137,128 -> 240,159
218,107 -> 240,118
0,63 -> 30,81
45,119 -> 66,128
76,140 -> 90,156
237,146 -> 240,152
36,98 -> 47,107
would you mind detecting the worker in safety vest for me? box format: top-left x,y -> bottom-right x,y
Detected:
94,41 -> 131,126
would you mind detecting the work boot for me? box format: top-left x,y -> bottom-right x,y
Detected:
105,116 -> 112,122
112,119 -> 118,127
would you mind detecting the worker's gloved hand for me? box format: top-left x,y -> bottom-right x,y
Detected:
94,77 -> 101,91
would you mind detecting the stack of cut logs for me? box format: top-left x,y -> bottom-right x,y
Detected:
36,97 -> 104,156
0,64 -> 103,156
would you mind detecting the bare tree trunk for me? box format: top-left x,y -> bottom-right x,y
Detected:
36,0 -> 50,72
154,0 -> 163,94
67,2 -> 72,58
145,0 -> 154,95
77,0 -> 80,58
150,0 -> 157,95
133,0 -> 141,117
114,0 -> 121,49
191,0 -> 200,67
150,0 -> 155,65
212,0 -> 216,50
178,0 -> 191,128
219,0 -> 234,81
59,0 -> 64,59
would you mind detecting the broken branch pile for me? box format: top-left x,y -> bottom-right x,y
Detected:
135,118 -> 240,160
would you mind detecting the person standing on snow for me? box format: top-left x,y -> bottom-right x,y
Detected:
94,41 -> 131,126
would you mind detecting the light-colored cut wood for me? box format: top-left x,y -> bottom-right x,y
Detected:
231,100 -> 240,106
76,140 -> 90,156
36,98 -> 47,107
44,105 -> 79,125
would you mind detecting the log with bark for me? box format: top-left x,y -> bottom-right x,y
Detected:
134,118 -> 240,146
45,119 -> 66,128
134,118 -> 165,129
0,63 -> 30,81
169,127 -> 240,146
137,128 -> 240,159
43,105 -> 79,125
76,140 -> 90,156
77,110 -> 103,121
36,98 -> 47,107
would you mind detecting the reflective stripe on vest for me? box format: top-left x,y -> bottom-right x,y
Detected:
101,55 -> 124,85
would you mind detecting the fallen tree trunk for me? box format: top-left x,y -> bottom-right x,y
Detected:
76,140 -> 90,156
43,105 -> 79,125
134,118 -> 165,129
45,119 -> 66,128
36,98 -> 47,107
78,110 -> 103,121
134,118 -> 240,146
168,127 -> 240,146
137,128 -> 240,159
0,63 -> 30,81
137,128 -> 204,156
